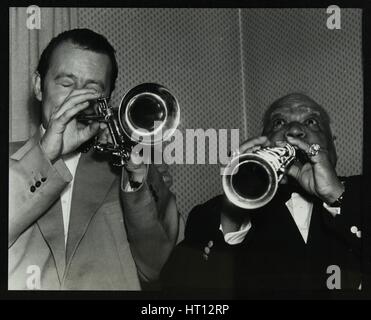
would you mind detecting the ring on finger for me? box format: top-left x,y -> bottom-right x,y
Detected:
307,143 -> 321,157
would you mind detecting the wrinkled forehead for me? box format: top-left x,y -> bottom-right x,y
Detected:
265,98 -> 331,125
269,102 -> 326,119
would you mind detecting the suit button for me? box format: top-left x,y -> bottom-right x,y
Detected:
41,177 -> 47,182
202,240 -> 214,261
30,185 -> 36,192
35,181 -> 41,187
350,226 -> 358,234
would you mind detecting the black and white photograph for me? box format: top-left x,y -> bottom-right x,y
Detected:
6,2 -> 371,303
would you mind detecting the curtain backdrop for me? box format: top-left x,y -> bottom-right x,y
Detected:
9,7 -> 77,142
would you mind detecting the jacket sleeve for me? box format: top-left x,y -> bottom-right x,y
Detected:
160,203 -> 210,290
160,196 -> 241,291
321,175 -> 363,257
119,164 -> 184,282
9,139 -> 72,247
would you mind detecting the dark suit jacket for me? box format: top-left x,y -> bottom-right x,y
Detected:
161,177 -> 362,296
9,134 -> 184,290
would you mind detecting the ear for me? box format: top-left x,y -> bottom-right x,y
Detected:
32,71 -> 42,102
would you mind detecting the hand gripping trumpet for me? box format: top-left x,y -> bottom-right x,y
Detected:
222,144 -> 297,209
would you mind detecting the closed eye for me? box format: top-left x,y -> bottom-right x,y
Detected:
60,82 -> 73,87
56,78 -> 74,87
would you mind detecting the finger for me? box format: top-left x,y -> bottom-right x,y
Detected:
131,147 -> 152,165
48,101 -> 88,131
125,163 -> 142,172
275,140 -> 290,147
239,136 -> 269,154
96,127 -> 110,144
126,150 -> 149,169
67,88 -> 100,99
249,145 -> 263,153
77,121 -> 100,142
105,130 -> 113,144
99,122 -> 108,130
286,137 -> 330,164
58,89 -> 99,111
56,91 -> 101,117
54,92 -> 101,118
130,152 -> 145,166
56,101 -> 94,126
286,136 -> 310,153
285,161 -> 302,180
99,127 -> 113,144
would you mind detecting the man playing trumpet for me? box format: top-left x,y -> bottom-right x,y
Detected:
9,28 -> 183,290
161,93 -> 363,294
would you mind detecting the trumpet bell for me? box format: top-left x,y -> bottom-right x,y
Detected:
118,83 -> 180,145
222,153 -> 279,209
222,144 -> 296,210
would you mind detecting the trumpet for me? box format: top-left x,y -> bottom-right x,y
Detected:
222,144 -> 297,209
76,83 -> 180,166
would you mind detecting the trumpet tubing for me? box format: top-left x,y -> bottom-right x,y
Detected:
76,83 -> 180,166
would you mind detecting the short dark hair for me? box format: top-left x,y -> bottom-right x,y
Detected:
36,28 -> 118,94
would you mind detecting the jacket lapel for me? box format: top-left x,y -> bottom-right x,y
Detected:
65,151 -> 117,266
37,199 -> 66,283
305,198 -> 325,248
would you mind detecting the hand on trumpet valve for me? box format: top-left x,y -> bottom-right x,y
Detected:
96,122 -> 112,145
124,148 -> 148,183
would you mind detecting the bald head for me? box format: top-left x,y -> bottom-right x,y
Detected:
262,93 -> 337,167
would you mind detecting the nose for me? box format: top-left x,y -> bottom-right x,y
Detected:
284,122 -> 306,139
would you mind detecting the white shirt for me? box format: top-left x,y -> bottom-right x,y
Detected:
286,192 -> 313,242
39,126 -> 81,245
220,193 -> 341,245
60,152 -> 81,245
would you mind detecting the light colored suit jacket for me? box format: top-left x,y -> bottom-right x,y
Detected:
9,134 -> 184,290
